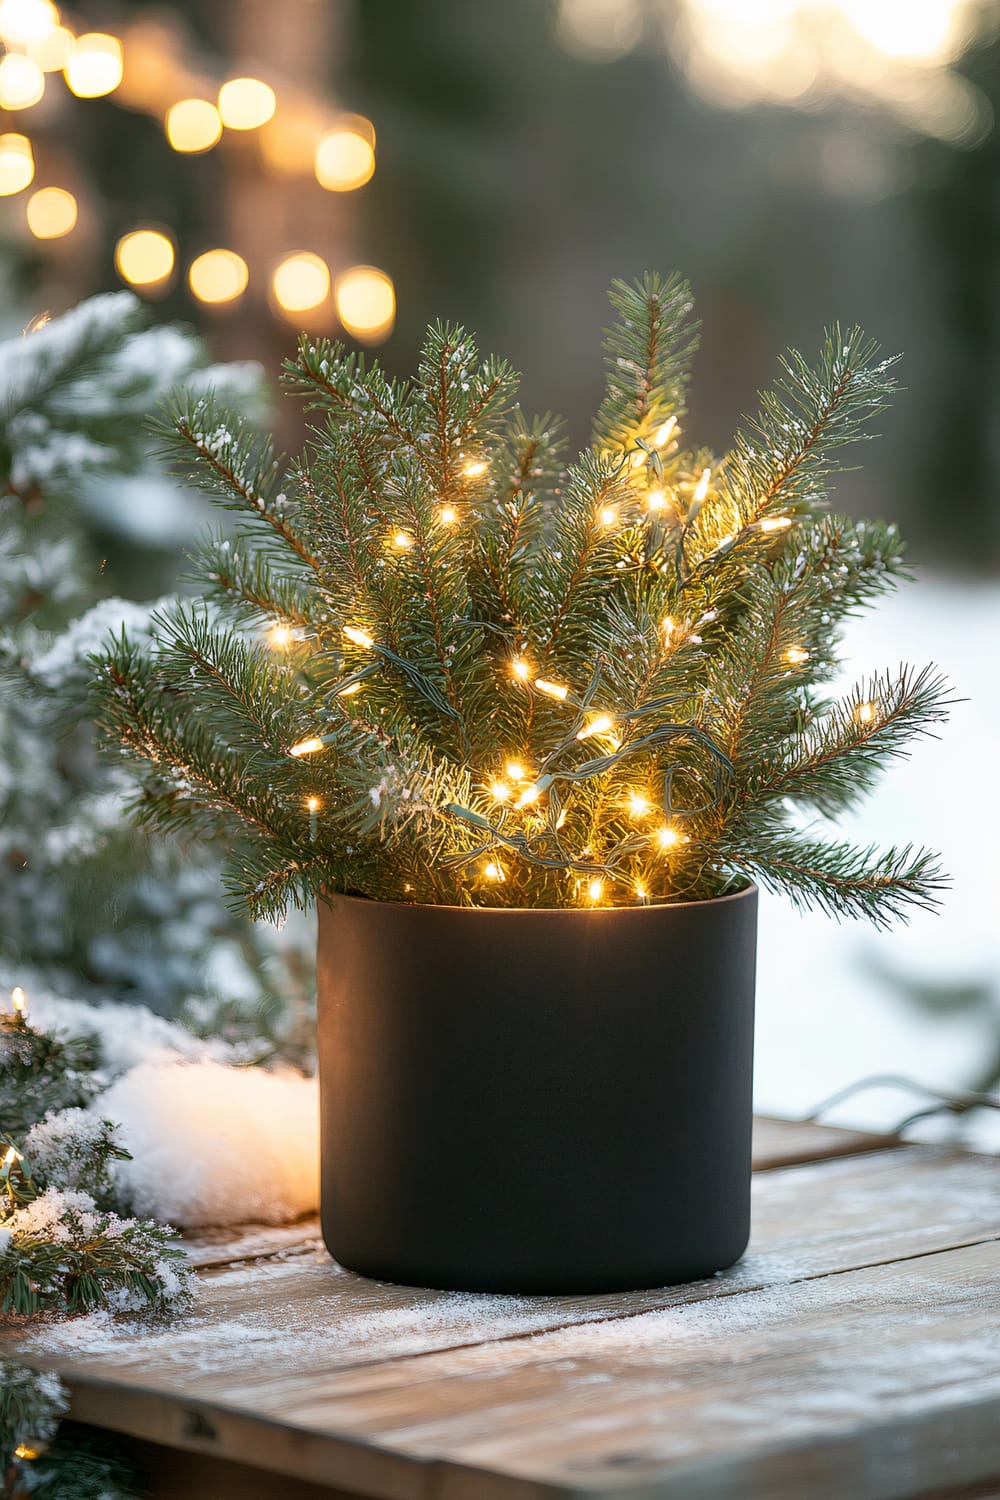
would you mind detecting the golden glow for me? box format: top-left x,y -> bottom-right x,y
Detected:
599,506 -> 617,526
0,0 -> 57,46
392,530 -> 413,550
629,448 -> 648,469
438,506 -> 458,524
337,681 -> 363,696
490,781 -> 511,802
306,795 -> 321,812
857,700 -> 876,724
516,784 -> 541,808
25,22 -> 72,71
627,792 -> 651,817
656,825 -> 682,850
218,76 -> 275,130
272,252 -> 330,314
555,808 -> 567,829
64,33 -> 122,98
289,736 -> 324,757
3,1144 -> 22,1165
511,657 -> 531,682
646,487 -> 668,511
189,249 -> 248,305
114,229 -> 174,287
25,185 -> 76,239
0,52 -> 44,109
462,459 -> 488,478
587,878 -> 604,903
576,713 -> 615,740
759,515 -> 793,532
784,646 -> 810,665
267,623 -> 293,649
2,135 -> 38,200
693,467 -> 712,503
14,1445 -> 39,1461
315,125 -> 375,191
661,615 -> 677,639
335,265 -> 395,343
484,860 -> 505,881
165,98 -> 222,154
343,625 -> 374,649
505,761 -> 527,783
653,415 -> 679,448
634,882 -> 648,902
534,678 -> 569,701
11,986 -> 26,1015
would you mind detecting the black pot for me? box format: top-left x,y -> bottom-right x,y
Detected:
317,886 -> 757,1294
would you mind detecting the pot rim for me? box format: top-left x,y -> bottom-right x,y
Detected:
322,882 -> 757,916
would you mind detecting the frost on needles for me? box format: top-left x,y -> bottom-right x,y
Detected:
96,273 -> 951,924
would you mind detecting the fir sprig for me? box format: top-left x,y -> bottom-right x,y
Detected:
96,274 -> 949,922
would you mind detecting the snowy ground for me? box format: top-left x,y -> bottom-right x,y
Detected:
754,574 -> 1000,1149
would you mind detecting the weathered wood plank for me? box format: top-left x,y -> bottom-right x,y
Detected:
59,1241 -> 1000,1500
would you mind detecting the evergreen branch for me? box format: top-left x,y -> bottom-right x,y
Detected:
594,272 -> 700,451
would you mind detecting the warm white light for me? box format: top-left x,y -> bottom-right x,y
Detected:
25,21 -> 72,71
392,531 -> 413,550
599,506 -> 617,526
516,784 -> 541,808
335,265 -> 395,342
693,467 -> 712,503
511,657 -> 531,682
490,781 -> 511,802
3,1144 -> 22,1165
576,713 -> 615,740
165,98 -> 222,154
0,0 -> 57,47
587,878 -> 604,902
289,736 -> 324,757
337,681 -> 363,696
267,623 -> 293,649
218,76 -> 275,130
462,459 -> 488,478
315,124 -> 375,191
438,506 -> 458,524
634,883 -> 648,902
661,616 -> 677,639
759,515 -> 792,532
25,185 -> 76,238
484,861 -> 505,881
343,625 -> 374,649
11,986 -> 26,1015
0,52 -> 44,109
857,700 -> 876,724
646,488 -> 668,511
189,249 -> 248,305
64,33 -> 122,98
534,678 -> 569,701
656,825 -> 682,850
784,646 -> 810,665
629,448 -> 648,469
505,761 -> 527,782
627,792 -> 651,817
114,229 -> 174,287
272,252 -> 330,314
653,416 -> 679,448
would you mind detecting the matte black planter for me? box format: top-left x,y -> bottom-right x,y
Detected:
317,886 -> 757,1294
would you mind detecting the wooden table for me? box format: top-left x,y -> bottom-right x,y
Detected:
5,1117 -> 998,1499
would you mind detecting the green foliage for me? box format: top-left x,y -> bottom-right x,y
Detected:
1,1362 -> 139,1500
96,273 -> 950,925
0,1010 -> 102,1141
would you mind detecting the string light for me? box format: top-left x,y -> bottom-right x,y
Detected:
64,33 -> 122,98
189,249 -> 248,305
534,678 -> 569,701
315,121 -> 375,191
165,98 -> 222,154
661,616 -> 677,640
511,657 -> 531,682
646,487 -> 668,511
462,459 -> 487,478
391,531 -> 413,551
25,185 -> 76,239
505,761 -> 527,782
343,625 -> 374,648
14,1446 -> 39,1461
693,467 -> 712,504
857,701 -> 876,725
25,22 -> 72,71
627,792 -> 651,817
3,1145 -> 22,1166
484,861 -> 505,881
306,795 -> 321,811
489,781 -> 511,802
0,133 -> 33,195
114,229 -> 174,288
0,52 -> 45,109
656,825 -> 682,850
516,784 -> 541,808
784,646 -> 810,665
555,808 -> 567,829
587,878 -> 604,902
0,0 -> 57,46
653,415 -> 678,448
289,736 -> 323,757
629,448 -> 648,469
272,252 -> 330,314
438,506 -> 458,524
217,77 -> 275,130
759,515 -> 792,532
11,986 -> 26,1016
634,882 -> 648,902
576,713 -> 615,740
267,623 -> 293,649
599,506 -> 617,526
337,681 -> 363,696
335,265 -> 395,342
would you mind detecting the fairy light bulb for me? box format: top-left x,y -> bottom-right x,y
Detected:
599,506 -> 617,526
114,229 -> 174,288
759,516 -> 792,533
165,98 -> 222,154
0,0 -> 57,47
289,736 -> 323,758
335,265 -> 395,342
505,761 -> 527,783
656,826 -> 681,850
272,252 -> 330,315
634,882 -> 648,902
587,878 -> 604,903
661,616 -> 677,640
438,506 -> 457,524
784,646 -> 810,665
462,459 -> 487,478
857,701 -> 876,725
516,784 -> 541,808
392,531 -> 413,551
314,124 -> 375,191
627,792 -> 650,817
555,808 -> 567,830
511,657 -> 531,682
64,33 -> 122,98
267,623 -> 293,649
629,448 -> 648,470
25,186 -> 76,239
484,861 -> 505,881
0,52 -> 45,109
3,1144 -> 21,1165
490,781 -> 511,802
653,416 -> 678,448
11,986 -> 26,1016
337,681 -> 363,696
189,249 -> 248,305
343,625 -> 374,649
534,678 -> 569,701
14,1446 -> 39,1461
0,133 -> 34,196
218,76 -> 275,130
646,488 -> 668,511
576,713 -> 615,741
693,468 -> 712,504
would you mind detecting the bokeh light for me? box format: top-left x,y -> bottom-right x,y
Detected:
26,185 -> 77,238
335,265 -> 395,342
64,33 -> 123,99
315,119 -> 376,191
25,23 -> 73,72
0,133 -> 34,195
218,77 -> 276,130
0,52 -> 45,109
271,251 -> 330,313
165,98 -> 223,154
114,228 -> 175,287
188,248 -> 249,304
0,0 -> 57,47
